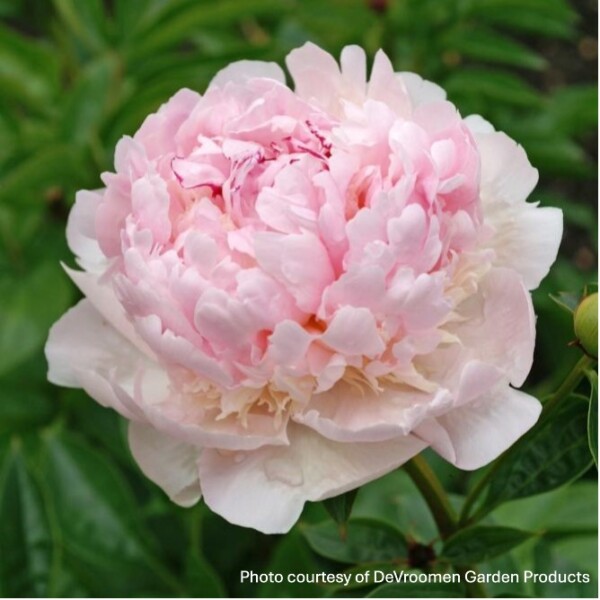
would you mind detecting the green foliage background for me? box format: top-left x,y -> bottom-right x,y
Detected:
0,0 -> 597,597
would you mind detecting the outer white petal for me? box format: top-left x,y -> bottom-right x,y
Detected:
209,60 -> 286,89
474,129 -> 563,289
486,202 -> 563,291
128,422 -> 201,507
415,385 -> 541,470
66,190 -> 107,273
293,360 -> 502,443
63,265 -> 156,360
45,299 -> 149,421
198,423 -> 426,534
293,382 -> 449,443
477,130 -> 539,205
444,267 -> 536,387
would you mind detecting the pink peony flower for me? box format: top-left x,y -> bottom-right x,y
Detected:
46,43 -> 562,533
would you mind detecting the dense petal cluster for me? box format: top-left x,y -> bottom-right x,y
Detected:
46,43 -> 562,533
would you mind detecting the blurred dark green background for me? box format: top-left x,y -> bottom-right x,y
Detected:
0,0 -> 597,597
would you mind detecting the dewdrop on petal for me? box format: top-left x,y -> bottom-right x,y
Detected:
46,43 -> 563,534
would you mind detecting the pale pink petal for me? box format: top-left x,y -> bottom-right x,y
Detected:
340,45 -> 367,95
131,174 -> 171,245
268,320 -> 315,366
400,72 -> 446,107
415,385 -> 541,470
451,267 -> 535,387
134,314 -> 233,387
117,366 -> 291,452
128,421 -> 201,507
63,266 -> 156,360
209,60 -> 286,89
293,382 -> 450,443
285,42 -> 342,110
476,130 -> 538,205
198,423 -> 426,533
368,50 -> 411,115
66,190 -> 106,272
45,299 -> 148,421
254,232 -> 335,314
322,306 -> 385,357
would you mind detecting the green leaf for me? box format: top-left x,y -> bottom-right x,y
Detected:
0,443 -> 54,597
113,0 -> 153,39
39,430 -> 182,596
445,69 -> 542,107
302,517 -> 407,565
545,85 -> 598,137
442,526 -> 536,565
258,530 -> 325,598
523,137 -> 593,178
126,0 -> 289,63
352,470 -> 437,543
323,489 -> 358,526
185,551 -> 226,598
0,262 -> 73,377
52,0 -> 108,52
368,580 -> 465,598
326,563 -> 398,595
466,0 -> 577,39
444,28 -> 546,70
549,291 -> 581,314
0,23 -> 59,112
59,55 -> 120,146
0,386 -> 55,435
0,145 -> 86,207
586,370 -> 598,465
531,538 -> 597,597
479,397 -> 593,517
492,480 -> 597,535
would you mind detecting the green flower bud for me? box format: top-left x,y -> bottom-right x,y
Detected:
574,292 -> 598,359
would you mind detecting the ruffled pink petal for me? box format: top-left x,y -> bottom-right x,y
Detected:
322,306 -> 385,357
198,423 -> 426,533
254,231 -> 335,314
267,320 -> 315,366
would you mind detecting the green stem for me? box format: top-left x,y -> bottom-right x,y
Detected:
543,354 -> 595,414
459,469 -> 494,526
404,455 -> 457,540
404,456 -> 488,597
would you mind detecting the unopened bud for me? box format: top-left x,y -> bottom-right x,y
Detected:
574,292 -> 598,359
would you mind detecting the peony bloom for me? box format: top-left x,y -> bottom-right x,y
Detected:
46,43 -> 562,534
